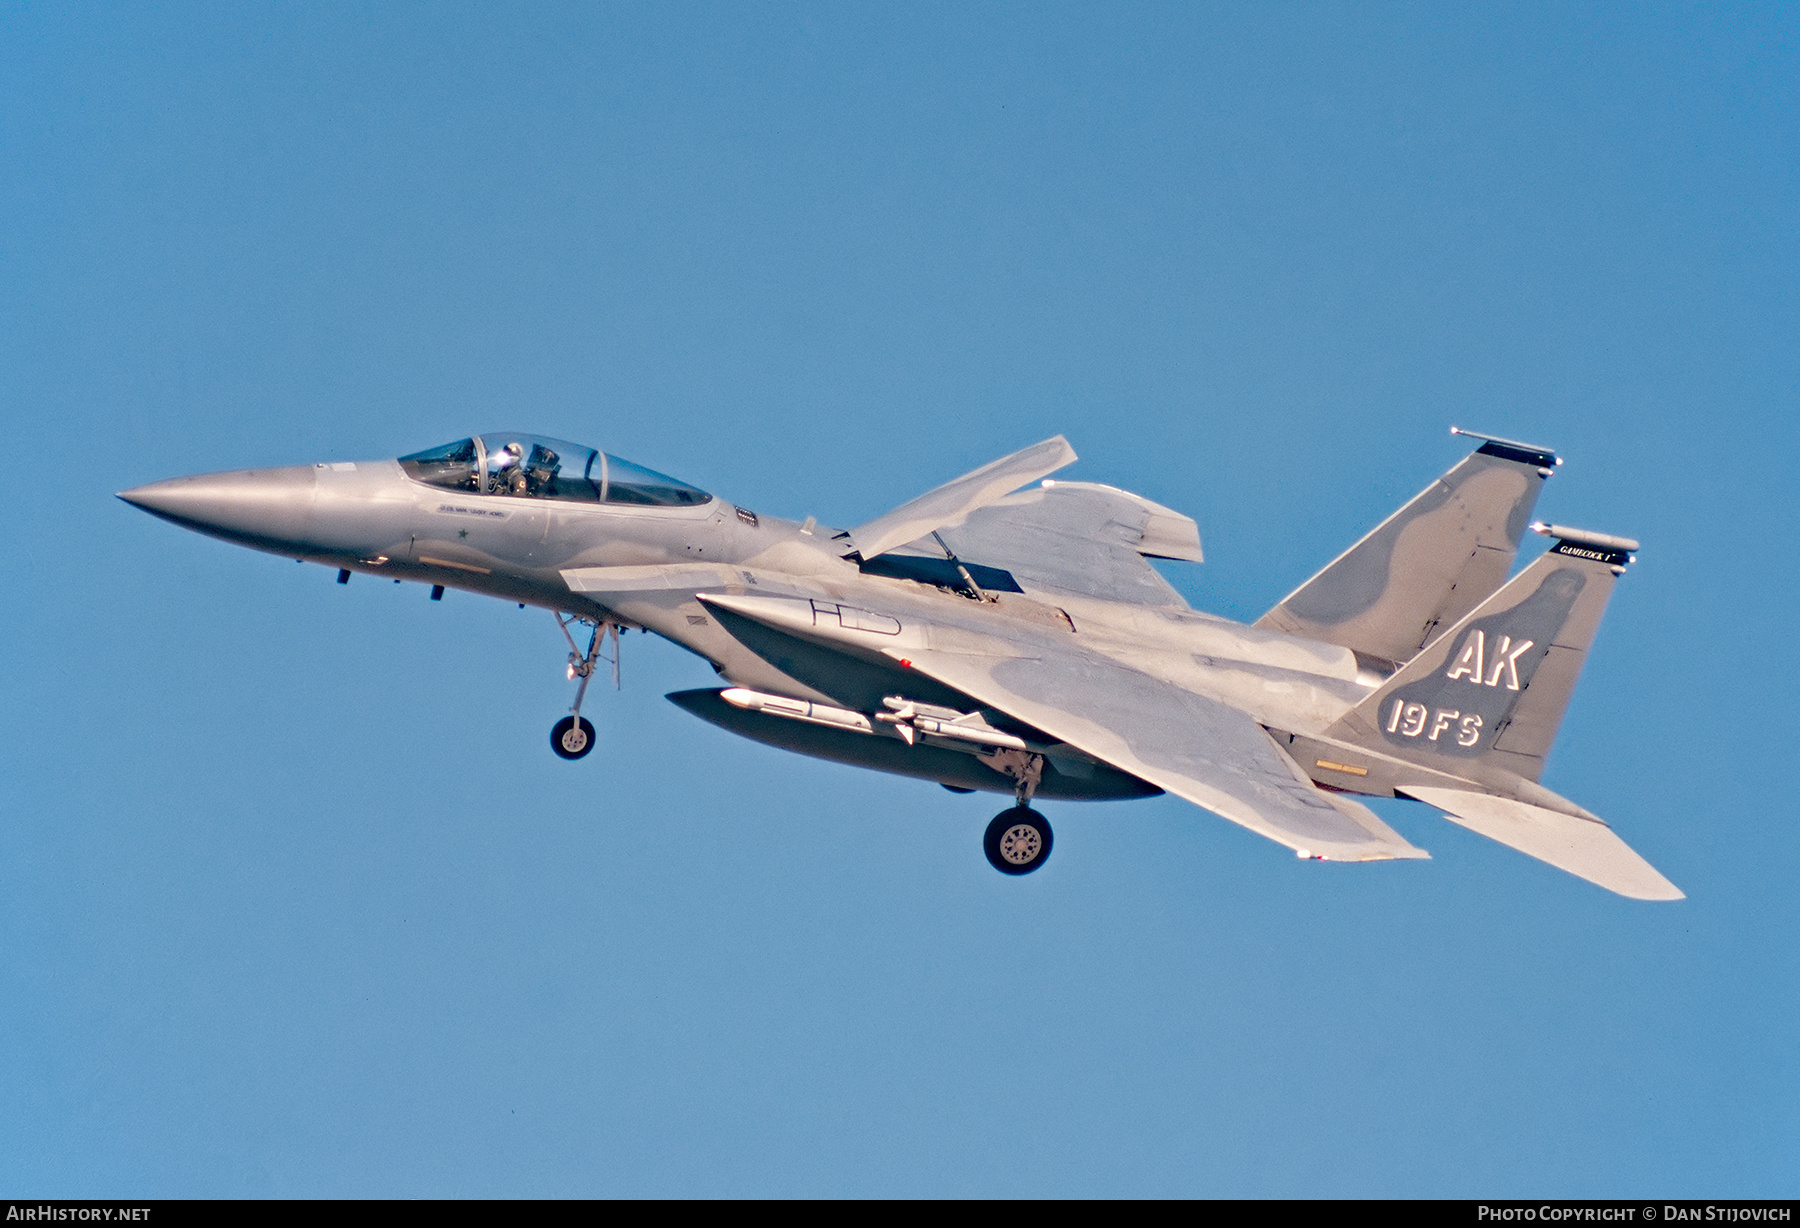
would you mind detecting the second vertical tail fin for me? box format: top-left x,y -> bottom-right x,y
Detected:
1323,525 -> 1637,783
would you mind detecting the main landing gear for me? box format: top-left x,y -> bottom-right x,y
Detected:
984,807 -> 1053,875
550,613 -> 618,761
979,746 -> 1052,875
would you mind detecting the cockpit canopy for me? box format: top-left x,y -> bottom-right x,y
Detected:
399,435 -> 711,507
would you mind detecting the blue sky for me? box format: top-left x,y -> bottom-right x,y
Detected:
3,2 -> 1795,1196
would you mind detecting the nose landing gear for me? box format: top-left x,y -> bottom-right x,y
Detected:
551,613 -> 619,761
551,714 -> 597,760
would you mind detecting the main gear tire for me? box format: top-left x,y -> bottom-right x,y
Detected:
984,807 -> 1052,875
551,715 -> 596,760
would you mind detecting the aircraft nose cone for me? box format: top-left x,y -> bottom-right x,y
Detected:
119,466 -> 318,549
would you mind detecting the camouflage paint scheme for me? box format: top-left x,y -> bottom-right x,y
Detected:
120,430 -> 1679,898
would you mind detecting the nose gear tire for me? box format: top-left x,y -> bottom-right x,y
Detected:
551,715 -> 596,760
984,807 -> 1052,875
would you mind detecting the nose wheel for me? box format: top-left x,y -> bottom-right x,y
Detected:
551,715 -> 597,760
984,807 -> 1053,875
550,612 -> 620,762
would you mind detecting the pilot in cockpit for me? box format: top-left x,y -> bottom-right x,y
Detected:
490,441 -> 526,494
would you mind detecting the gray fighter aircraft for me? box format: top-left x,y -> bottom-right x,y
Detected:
119,428 -> 1680,898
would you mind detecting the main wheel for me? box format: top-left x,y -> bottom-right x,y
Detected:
984,807 -> 1053,875
551,715 -> 596,760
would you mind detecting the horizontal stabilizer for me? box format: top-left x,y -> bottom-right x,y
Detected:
1400,785 -> 1682,900
848,436 -> 1078,561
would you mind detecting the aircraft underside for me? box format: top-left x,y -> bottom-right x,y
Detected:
667,687 -> 1163,802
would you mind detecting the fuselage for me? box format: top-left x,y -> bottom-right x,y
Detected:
120,434 -> 1383,793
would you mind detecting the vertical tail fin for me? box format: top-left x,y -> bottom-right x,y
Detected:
1256,434 -> 1557,668
1324,525 -> 1636,783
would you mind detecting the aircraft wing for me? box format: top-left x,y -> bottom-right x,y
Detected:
934,480 -> 1201,609
848,436 -> 1078,562
893,638 -> 1429,863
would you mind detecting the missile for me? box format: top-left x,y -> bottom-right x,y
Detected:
718,686 -> 1047,756
718,687 -> 874,734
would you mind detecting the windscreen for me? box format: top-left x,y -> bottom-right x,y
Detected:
398,438 -> 481,492
400,436 -> 711,507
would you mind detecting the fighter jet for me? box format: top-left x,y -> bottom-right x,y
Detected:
118,428 -> 1680,898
